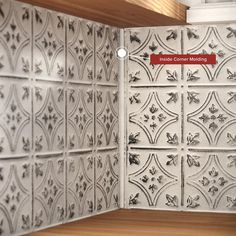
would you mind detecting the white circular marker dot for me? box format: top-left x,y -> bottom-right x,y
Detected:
116,47 -> 128,60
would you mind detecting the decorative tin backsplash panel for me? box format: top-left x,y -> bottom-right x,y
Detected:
0,0 -> 236,235
0,0 -> 119,235
125,25 -> 236,213
95,24 -> 120,213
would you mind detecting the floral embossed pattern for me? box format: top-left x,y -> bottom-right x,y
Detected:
125,25 -> 236,212
0,1 -> 119,235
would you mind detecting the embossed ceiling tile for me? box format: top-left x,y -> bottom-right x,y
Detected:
185,88 -> 236,147
33,7 -> 65,80
183,25 -> 236,82
0,1 -> 32,77
95,24 -> 119,85
184,151 -> 236,212
126,150 -> 181,210
66,152 -> 94,221
96,149 -> 119,213
0,159 -> 32,235
34,155 -> 65,230
96,87 -> 119,148
67,84 -> 94,151
126,26 -> 181,85
66,17 -> 94,82
0,78 -> 31,157
128,89 -> 180,146
34,81 -> 64,153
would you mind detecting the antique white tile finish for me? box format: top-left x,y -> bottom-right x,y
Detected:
125,26 -> 182,211
95,24 -> 120,214
0,0 -> 119,235
66,152 -> 94,221
1,0 -> 236,235
182,25 -> 236,212
125,24 -> 236,213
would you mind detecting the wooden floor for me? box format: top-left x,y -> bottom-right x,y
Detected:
29,209 -> 236,236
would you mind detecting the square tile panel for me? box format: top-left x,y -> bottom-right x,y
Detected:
67,83 -> 94,151
127,88 -> 181,147
0,0 -> 32,78
125,26 -> 181,85
66,16 -> 94,82
0,77 -> 31,157
0,158 -> 32,235
34,155 -> 65,230
184,151 -> 236,212
33,7 -> 65,81
95,24 -> 119,86
66,152 -> 94,221
185,88 -> 236,148
96,86 -> 119,148
96,149 -> 119,213
126,149 -> 181,210
34,81 -> 64,153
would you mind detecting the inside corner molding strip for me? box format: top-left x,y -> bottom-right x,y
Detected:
0,0 -> 236,235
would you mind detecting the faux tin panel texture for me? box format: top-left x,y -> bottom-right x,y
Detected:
125,25 -> 236,213
0,0 -> 119,235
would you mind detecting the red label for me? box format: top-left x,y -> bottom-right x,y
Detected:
150,54 -> 216,65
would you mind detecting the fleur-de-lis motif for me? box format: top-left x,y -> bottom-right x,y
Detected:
130,32 -> 141,44
34,210 -> 43,228
129,153 -> 140,165
165,194 -> 178,207
129,71 -> 141,83
21,214 -> 30,230
167,92 -> 178,103
129,93 -> 141,104
87,200 -> 93,213
227,68 -> 236,81
149,42 -> 157,52
187,28 -> 199,40
228,92 -> 236,104
97,197 -> 103,211
187,195 -> 200,208
128,132 -> 140,144
22,58 -> 29,73
166,154 -> 178,166
166,133 -> 178,145
68,203 -> 75,219
166,29 -> 177,40
166,70 -> 177,81
208,40 -> 217,49
226,27 -> 236,38
22,163 -> 30,178
187,154 -> 200,167
187,91 -> 200,104
227,196 -> 236,208
187,133 -> 200,146
227,155 -> 236,168
227,133 -> 236,146
187,69 -> 200,81
129,193 -> 139,205
87,134 -> 93,147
